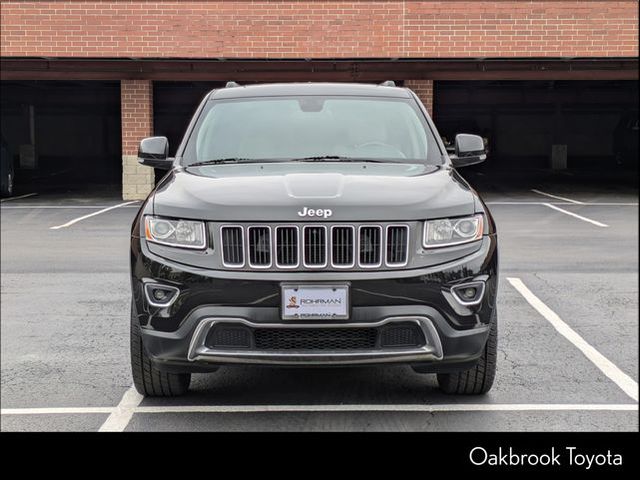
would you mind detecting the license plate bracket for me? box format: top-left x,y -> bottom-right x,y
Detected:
281,284 -> 350,320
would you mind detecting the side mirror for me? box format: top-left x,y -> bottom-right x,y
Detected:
450,133 -> 486,168
138,136 -> 173,170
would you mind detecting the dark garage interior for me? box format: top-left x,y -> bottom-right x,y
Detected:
1,78 -> 638,196
0,80 -> 122,195
153,82 -> 224,155
434,80 -> 639,187
152,81 -> 224,183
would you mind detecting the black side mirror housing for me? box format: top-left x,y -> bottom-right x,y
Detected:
450,133 -> 486,168
138,136 -> 173,170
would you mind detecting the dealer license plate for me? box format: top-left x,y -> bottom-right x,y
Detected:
281,284 -> 349,320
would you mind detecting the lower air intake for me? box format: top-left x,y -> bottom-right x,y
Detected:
379,324 -> 425,347
205,326 -> 251,349
255,328 -> 377,350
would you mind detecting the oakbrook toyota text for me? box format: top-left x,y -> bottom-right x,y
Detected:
129,82 -> 498,397
469,447 -> 623,469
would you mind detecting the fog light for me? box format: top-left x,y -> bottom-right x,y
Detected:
153,289 -> 168,301
451,281 -> 485,306
462,287 -> 477,299
144,283 -> 179,307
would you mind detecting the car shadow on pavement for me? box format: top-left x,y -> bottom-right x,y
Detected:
138,365 -> 463,406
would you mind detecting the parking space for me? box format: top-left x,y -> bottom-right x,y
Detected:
0,181 -> 637,431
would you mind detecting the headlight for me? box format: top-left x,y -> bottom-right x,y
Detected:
423,214 -> 483,248
144,216 -> 206,249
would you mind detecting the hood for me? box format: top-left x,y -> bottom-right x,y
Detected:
152,163 -> 476,222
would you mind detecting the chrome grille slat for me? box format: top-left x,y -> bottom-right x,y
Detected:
247,226 -> 272,268
219,223 -> 409,270
275,226 -> 299,268
220,226 -> 244,267
303,225 -> 327,268
331,225 -> 355,268
386,225 -> 409,266
358,225 -> 382,267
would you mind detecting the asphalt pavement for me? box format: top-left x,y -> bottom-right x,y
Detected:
1,179 -> 637,431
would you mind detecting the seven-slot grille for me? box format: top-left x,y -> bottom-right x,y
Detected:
219,223 -> 410,270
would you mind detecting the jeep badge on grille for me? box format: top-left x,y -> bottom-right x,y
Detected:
297,207 -> 333,218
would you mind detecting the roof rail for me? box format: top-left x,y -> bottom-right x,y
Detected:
379,80 -> 396,87
225,81 -> 241,88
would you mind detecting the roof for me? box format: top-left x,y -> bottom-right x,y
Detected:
209,82 -> 412,100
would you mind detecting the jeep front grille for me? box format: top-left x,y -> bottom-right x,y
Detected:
217,223 -> 410,271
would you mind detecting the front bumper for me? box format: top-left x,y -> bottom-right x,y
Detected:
131,234 -> 498,373
188,316 -> 445,365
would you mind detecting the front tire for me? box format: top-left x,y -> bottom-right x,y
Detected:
437,311 -> 497,395
130,302 -> 191,397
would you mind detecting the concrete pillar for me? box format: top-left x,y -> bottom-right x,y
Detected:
121,79 -> 155,200
405,79 -> 434,117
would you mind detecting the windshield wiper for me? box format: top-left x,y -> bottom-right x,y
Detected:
188,156 -> 401,167
188,158 -> 265,167
288,156 -> 386,163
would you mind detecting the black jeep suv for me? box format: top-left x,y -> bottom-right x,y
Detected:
130,82 -> 498,396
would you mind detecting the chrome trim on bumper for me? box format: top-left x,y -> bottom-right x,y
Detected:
450,280 -> 486,307
186,316 -> 444,365
143,282 -> 180,308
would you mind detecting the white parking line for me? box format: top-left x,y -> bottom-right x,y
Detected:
531,189 -> 584,204
543,203 -> 609,228
1,407 -> 114,415
568,202 -> 639,206
1,403 -> 636,416
49,201 -> 138,230
132,403 -> 639,413
98,386 -> 144,432
487,201 -> 638,206
0,192 -> 38,203
507,277 -> 638,402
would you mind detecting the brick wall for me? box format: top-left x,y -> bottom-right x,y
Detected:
121,80 -> 154,200
405,79 -> 434,115
1,1 -> 637,58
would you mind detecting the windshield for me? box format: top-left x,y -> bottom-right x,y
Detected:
181,95 -> 442,166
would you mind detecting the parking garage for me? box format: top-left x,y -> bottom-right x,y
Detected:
434,80 -> 639,177
1,80 -> 122,195
1,60 -> 638,199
